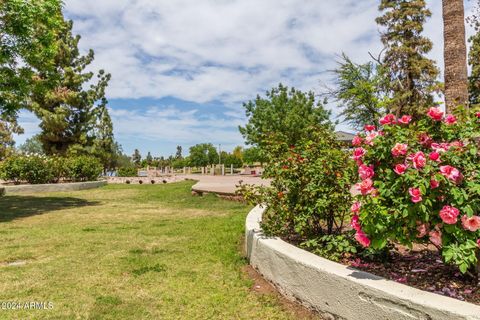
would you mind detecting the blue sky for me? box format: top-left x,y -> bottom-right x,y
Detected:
15,0 -> 476,157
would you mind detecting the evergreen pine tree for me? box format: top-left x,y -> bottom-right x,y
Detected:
376,0 -> 439,117
132,149 -> 142,166
175,145 -> 183,159
146,152 -> 153,165
93,106 -> 119,173
29,19 -> 111,155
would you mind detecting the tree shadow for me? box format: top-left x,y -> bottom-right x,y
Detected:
0,195 -> 100,223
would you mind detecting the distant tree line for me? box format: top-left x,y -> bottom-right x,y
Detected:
123,143 -> 264,171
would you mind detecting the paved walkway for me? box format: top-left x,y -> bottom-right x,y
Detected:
180,174 -> 270,195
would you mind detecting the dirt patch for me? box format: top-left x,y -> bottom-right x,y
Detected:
341,246 -> 480,305
239,236 -> 322,319
242,265 -> 323,319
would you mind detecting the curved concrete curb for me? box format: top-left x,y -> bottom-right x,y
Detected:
245,205 -> 480,320
3,181 -> 107,194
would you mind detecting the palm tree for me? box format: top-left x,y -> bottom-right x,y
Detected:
442,0 -> 469,113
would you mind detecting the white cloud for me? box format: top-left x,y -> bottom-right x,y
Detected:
15,0 -> 479,154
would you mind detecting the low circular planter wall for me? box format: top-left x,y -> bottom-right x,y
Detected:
3,181 -> 107,194
245,205 -> 480,320
106,176 -> 185,184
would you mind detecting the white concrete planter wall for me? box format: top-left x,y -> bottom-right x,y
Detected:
3,181 -> 107,194
245,205 -> 480,320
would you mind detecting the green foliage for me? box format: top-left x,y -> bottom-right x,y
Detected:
242,147 -> 266,165
468,1 -> 480,107
188,143 -> 218,167
0,154 -> 102,184
353,110 -> 480,273
0,155 -> 55,184
175,145 -> 183,159
132,149 -> 141,166
0,0 -> 63,116
240,126 -> 354,240
18,134 -> 44,155
301,234 -> 357,262
117,167 -> 138,177
0,114 -> 23,159
376,0 -> 440,116
64,155 -> 102,182
239,84 -> 332,152
145,152 -> 153,165
92,107 -> 121,173
30,19 -> 111,155
331,54 -> 388,130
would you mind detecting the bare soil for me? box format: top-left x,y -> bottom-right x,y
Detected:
342,245 -> 480,305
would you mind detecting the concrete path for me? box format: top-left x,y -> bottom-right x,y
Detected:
180,174 -> 270,195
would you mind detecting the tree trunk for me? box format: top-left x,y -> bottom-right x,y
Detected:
442,0 -> 469,113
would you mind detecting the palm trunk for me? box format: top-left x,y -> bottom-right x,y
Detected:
442,0 -> 469,113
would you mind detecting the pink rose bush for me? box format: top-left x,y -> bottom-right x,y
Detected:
351,110 -> 480,273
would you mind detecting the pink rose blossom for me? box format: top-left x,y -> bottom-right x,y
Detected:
431,143 -> 450,153
355,230 -> 371,247
391,143 -> 408,157
477,239 -> 480,248
352,147 -> 366,161
356,178 -> 376,196
430,179 -> 440,189
418,133 -> 433,147
409,188 -> 422,203
461,215 -> 480,232
412,151 -> 426,169
429,151 -> 441,162
379,114 -> 396,125
351,214 -> 361,232
358,164 -> 374,180
398,115 -> 412,125
365,132 -> 379,146
350,201 -> 361,214
394,164 -> 407,175
439,165 -> 463,184
449,140 -> 464,150
364,125 -> 376,131
476,112 -> 480,118
427,107 -> 444,121
429,230 -> 442,247
352,135 -> 363,146
416,223 -> 429,238
439,205 -> 460,225
444,114 -> 457,125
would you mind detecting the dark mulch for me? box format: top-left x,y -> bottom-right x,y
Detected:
342,246 -> 480,305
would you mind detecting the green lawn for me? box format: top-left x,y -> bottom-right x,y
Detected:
0,181 -> 303,319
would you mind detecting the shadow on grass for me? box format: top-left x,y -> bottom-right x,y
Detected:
0,195 -> 99,222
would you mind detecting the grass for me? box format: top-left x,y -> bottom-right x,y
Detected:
0,181 -> 302,319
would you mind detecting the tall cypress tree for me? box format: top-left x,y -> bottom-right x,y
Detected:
93,106 -> 120,173
29,19 -> 111,155
468,1 -> 480,107
376,0 -> 440,117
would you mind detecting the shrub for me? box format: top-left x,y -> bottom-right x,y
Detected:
118,166 -> 137,177
0,155 -> 55,184
64,156 -> 102,182
351,109 -> 480,273
240,125 -> 355,240
138,180 -> 143,184
151,180 -> 155,184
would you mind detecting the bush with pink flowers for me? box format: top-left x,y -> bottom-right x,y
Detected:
351,108 -> 480,273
